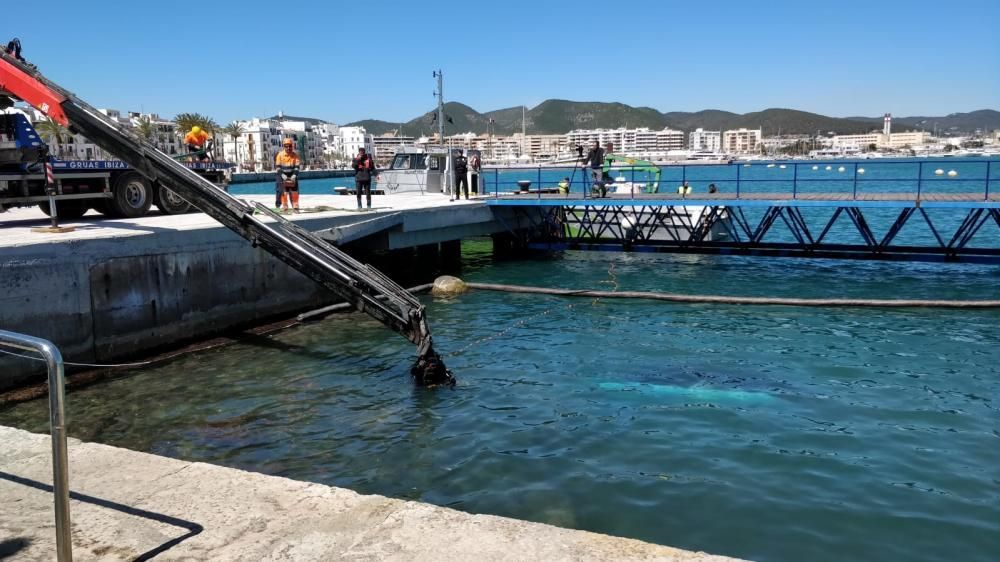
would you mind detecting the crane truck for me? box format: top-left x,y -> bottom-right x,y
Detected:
1,109 -> 232,219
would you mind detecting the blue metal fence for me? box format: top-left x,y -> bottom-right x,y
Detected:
481,158 -> 998,201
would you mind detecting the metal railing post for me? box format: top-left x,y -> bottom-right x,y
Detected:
736,163 -> 741,199
852,162 -> 858,198
537,166 -> 541,200
0,330 -> 72,562
985,161 -> 991,201
917,162 -> 923,200
793,163 -> 798,199
494,168 -> 498,197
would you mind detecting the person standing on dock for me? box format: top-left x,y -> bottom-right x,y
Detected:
275,138 -> 301,212
352,147 -> 376,209
583,141 -> 605,196
452,149 -> 469,201
468,151 -> 481,196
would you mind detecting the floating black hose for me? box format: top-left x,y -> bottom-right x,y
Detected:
465,282 -> 1000,309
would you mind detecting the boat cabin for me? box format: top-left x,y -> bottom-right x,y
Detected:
376,146 -> 482,195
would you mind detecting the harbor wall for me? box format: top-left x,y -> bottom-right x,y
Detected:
0,203 -> 520,391
1,222 -> 334,390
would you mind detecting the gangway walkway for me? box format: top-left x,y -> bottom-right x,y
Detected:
0,52 -> 452,385
488,192 -> 1000,263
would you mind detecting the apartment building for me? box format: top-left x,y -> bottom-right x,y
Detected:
722,128 -> 762,153
688,128 -> 722,151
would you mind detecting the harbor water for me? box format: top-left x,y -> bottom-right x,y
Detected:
1,243 -> 998,562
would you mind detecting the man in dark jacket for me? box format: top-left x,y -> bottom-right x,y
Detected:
452,149 -> 469,201
352,147 -> 375,209
583,141 -> 606,197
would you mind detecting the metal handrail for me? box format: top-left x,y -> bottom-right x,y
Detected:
482,158 -> 998,199
0,330 -> 72,562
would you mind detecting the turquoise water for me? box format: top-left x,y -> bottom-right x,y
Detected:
1,249 -> 998,561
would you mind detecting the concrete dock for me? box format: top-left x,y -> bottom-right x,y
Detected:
1,193 -> 521,389
0,425 -> 738,561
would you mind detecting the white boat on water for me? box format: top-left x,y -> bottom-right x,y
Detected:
374,146 -> 483,196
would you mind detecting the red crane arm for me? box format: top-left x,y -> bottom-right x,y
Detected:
0,54 -> 69,126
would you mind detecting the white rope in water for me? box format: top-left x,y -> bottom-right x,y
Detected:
0,347 -> 156,368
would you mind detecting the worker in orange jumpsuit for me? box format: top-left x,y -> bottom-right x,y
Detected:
183,126 -> 210,162
275,138 -> 301,212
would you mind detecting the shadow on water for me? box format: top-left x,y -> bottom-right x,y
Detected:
230,331 -> 333,362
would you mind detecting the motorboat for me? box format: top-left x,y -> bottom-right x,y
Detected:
374,146 -> 483,195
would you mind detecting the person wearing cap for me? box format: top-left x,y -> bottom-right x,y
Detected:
351,147 -> 376,210
183,126 -> 211,162
275,138 -> 301,212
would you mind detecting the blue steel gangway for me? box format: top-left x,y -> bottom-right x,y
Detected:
486,178 -> 1000,263
0,51 -> 452,385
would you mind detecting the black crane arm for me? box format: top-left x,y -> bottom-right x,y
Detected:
0,51 -> 452,386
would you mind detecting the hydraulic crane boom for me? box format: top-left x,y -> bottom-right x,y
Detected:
0,51 -> 453,386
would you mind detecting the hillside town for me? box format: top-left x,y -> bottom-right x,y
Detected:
10,105 -> 1000,171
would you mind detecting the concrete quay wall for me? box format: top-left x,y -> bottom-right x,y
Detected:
0,425 -> 738,561
1,219 -> 332,390
0,196 -> 518,390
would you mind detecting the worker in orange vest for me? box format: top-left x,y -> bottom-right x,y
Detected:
275,138 -> 301,212
183,126 -> 211,162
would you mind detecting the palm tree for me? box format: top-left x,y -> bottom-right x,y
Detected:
34,118 -> 69,158
174,112 -> 217,139
173,112 -> 201,135
135,115 -> 156,144
174,112 -> 218,158
220,121 -> 245,166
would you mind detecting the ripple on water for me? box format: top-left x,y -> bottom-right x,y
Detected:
1,251 -> 998,562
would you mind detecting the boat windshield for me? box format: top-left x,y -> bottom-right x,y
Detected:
391,153 -> 429,170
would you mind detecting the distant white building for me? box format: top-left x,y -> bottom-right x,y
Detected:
688,128 -> 721,151
565,127 -> 683,156
276,118 -> 325,168
372,133 -> 416,166
831,130 -> 931,151
128,112 -> 183,156
722,128 -> 762,153
334,126 -> 372,160
222,118 -> 282,171
831,132 -> 882,151
652,128 -> 685,151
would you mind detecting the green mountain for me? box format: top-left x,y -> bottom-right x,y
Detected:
347,101 -> 998,137
528,100 -> 667,133
731,108 -> 872,136
661,110 -> 740,132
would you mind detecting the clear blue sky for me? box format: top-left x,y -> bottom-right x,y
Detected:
6,0 -> 998,125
